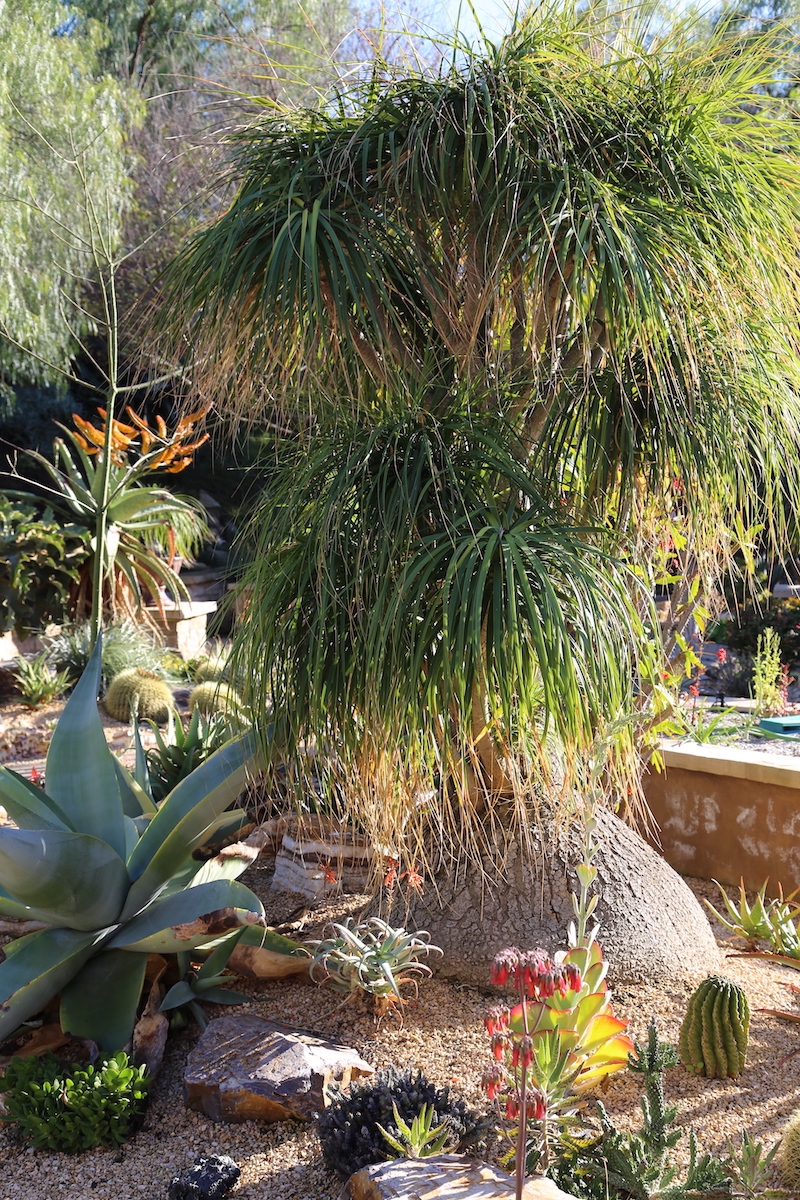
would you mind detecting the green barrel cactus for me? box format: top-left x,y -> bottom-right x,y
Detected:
678,975 -> 750,1078
778,1109 -> 800,1191
105,668 -> 174,723
189,681 -> 243,717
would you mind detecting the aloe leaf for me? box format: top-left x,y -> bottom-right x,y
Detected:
44,636 -> 127,859
0,766 -> 75,832
193,984 -> 249,1004
108,878 -> 264,952
196,927 -> 246,980
159,979 -> 196,1010
0,926 -> 98,1040
120,732 -> 259,918
60,949 -> 148,1053
0,829 -> 130,931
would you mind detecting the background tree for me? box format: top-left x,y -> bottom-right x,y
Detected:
161,5 -> 800,981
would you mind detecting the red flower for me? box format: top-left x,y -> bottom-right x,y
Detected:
505,1093 -> 520,1120
481,1063 -> 506,1100
401,866 -> 424,893
383,857 -> 398,892
491,948 -> 521,987
484,1005 -> 511,1036
716,647 -> 727,664
491,1032 -> 509,1061
688,683 -> 700,698
528,1087 -> 547,1121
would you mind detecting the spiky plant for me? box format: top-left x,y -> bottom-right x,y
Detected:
679,976 -> 750,1079
105,668 -> 174,723
165,5 -> 800,866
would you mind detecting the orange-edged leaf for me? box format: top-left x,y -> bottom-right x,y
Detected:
572,990 -> 609,1034
574,1012 -> 630,1056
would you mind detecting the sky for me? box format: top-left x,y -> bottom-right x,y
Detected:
442,0 -> 517,42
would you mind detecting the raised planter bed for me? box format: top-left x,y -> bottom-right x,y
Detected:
643,741 -> 800,895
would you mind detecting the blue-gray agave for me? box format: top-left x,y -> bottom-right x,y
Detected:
0,637 -> 267,1053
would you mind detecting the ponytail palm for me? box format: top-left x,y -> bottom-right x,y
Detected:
166,5 -> 800,859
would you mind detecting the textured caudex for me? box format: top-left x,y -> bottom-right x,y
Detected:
778,1109 -> 800,1191
678,975 -> 750,1078
189,681 -> 242,717
105,668 -> 174,723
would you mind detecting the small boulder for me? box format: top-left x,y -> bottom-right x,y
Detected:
184,1013 -> 373,1123
339,1156 -> 580,1199
167,1154 -> 240,1199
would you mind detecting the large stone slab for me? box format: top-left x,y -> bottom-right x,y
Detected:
184,1014 -> 373,1123
340,1157 -> 580,1199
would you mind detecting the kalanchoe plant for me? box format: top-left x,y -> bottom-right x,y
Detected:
0,635 -> 294,1054
306,918 -> 442,1011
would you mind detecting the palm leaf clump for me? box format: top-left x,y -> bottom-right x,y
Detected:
166,6 -> 800,859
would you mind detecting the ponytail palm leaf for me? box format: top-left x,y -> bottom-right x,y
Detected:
167,4 -> 800,856
0,637 -> 275,1053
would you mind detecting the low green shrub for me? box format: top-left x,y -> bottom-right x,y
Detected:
46,620 -> 162,689
0,1052 -> 150,1152
715,599 -> 800,665
0,494 -> 89,634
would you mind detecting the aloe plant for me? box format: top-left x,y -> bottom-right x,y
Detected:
0,636 -> 273,1053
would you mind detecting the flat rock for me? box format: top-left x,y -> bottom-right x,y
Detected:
184,1014 -> 373,1123
339,1156 -> 580,1199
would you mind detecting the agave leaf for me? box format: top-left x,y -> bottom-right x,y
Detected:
192,984 -> 249,1004
121,732 -> 258,918
0,765 -> 76,832
0,829 -> 129,931
195,926 -> 246,980
0,883 -> 53,923
59,948 -> 148,1053
113,754 -> 157,818
0,926 -> 98,1040
44,636 -> 127,859
108,878 -> 264,952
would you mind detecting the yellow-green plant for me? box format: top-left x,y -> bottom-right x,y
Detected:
753,628 -> 786,717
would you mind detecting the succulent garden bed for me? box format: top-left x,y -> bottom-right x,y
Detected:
1,871 -> 800,1199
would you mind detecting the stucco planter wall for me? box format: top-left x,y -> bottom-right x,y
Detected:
643,742 -> 800,895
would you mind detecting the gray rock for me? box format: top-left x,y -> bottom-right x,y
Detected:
184,1013 -> 374,1123
167,1154 -> 240,1199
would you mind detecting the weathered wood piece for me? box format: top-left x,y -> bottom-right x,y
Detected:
339,1156 -> 580,1200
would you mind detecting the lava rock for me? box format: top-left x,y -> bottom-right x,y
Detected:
167,1155 -> 240,1199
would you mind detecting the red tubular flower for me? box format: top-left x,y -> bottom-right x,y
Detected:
491,1032 -> 509,1061
688,683 -> 700,698
505,1092 -> 520,1120
519,1035 -> 534,1069
528,1087 -> 547,1121
484,1005 -> 511,1036
481,1063 -> 506,1100
563,962 -> 582,992
716,647 -> 727,664
491,948 -> 521,987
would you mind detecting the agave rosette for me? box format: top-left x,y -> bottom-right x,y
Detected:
0,637 -> 271,1053
508,941 -> 633,1091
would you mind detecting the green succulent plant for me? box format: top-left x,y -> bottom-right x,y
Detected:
0,635 -> 270,1054
0,1051 -> 149,1152
306,918 -> 441,1003
146,708 -> 240,804
104,667 -> 175,723
678,975 -> 750,1080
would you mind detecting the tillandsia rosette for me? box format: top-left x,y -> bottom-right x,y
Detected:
0,635 -> 296,1054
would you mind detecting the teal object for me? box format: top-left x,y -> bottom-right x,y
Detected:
758,717 -> 800,735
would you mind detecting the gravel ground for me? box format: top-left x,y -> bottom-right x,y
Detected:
2,869 -> 800,1200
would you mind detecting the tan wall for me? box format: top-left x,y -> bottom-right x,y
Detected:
643,744 -> 800,896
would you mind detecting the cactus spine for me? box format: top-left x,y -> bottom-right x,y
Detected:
678,975 -> 749,1079
105,668 -> 174,723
